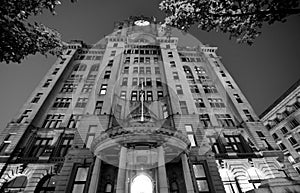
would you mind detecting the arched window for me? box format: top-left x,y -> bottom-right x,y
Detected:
34,175 -> 56,193
0,176 -> 28,193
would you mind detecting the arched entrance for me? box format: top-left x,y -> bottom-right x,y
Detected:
131,174 -> 153,193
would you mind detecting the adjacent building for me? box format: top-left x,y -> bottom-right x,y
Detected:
260,79 -> 300,174
0,16 -> 299,193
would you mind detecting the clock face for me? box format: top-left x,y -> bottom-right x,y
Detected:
134,20 -> 150,26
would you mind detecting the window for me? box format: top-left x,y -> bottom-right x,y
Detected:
190,85 -> 200,94
185,125 -> 197,146
167,52 -> 173,58
173,72 -> 179,80
75,98 -> 88,108
31,93 -> 43,103
146,67 -> 151,74
94,101 -> 103,115
203,85 -> 218,93
243,109 -> 255,122
278,142 -> 287,150
113,43 -> 118,47
288,118 -> 300,129
272,133 -> 278,140
110,50 -> 116,56
43,79 -> 52,87
104,71 -> 111,79
139,67 -> 145,74
134,57 -> 138,64
194,66 -> 206,74
226,81 -> 234,89
215,114 -> 235,127
154,57 -> 158,64
156,78 -> 162,87
67,114 -> 82,128
78,64 -> 87,71
208,98 -> 225,108
124,57 -> 130,64
121,78 -> 128,86
42,114 -> 64,128
29,137 -> 53,157
193,164 -> 209,192
195,98 -> 205,108
90,64 -> 99,71
120,91 -> 126,99
176,85 -> 183,94
155,67 -> 160,74
52,68 -> 60,75
145,57 -> 150,64
133,67 -> 138,74
233,94 -> 243,103
107,60 -> 114,67
85,125 -> 97,148
123,66 -> 129,74
157,91 -> 164,100
199,114 -> 211,127
162,104 -> 168,118
180,101 -> 189,114
53,97 -> 71,108
82,83 -> 93,93
68,74 -> 83,82
34,175 -> 56,193
146,91 -> 153,101
132,78 -> 138,86
170,61 -> 176,68
0,176 -> 28,192
139,57 -> 144,63
220,70 -> 226,77
99,84 -> 108,95
288,136 -> 298,146
61,83 -> 77,93
71,166 -> 89,193
146,78 -> 152,87
131,91 -> 138,101
57,135 -> 74,157
281,127 -> 289,134
224,135 -> 246,153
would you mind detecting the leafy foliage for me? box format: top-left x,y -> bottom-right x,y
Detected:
0,0 -> 65,64
159,0 -> 300,45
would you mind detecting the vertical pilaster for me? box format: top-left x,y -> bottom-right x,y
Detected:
158,146 -> 168,193
116,147 -> 127,193
88,157 -> 101,193
181,153 -> 195,193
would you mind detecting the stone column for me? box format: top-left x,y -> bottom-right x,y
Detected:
116,147 -> 127,193
88,157 -> 101,193
181,153 -> 195,193
158,146 -> 168,193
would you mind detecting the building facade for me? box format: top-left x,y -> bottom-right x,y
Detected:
0,16 -> 299,193
260,79 -> 300,174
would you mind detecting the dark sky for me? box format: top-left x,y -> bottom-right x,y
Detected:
0,0 -> 300,129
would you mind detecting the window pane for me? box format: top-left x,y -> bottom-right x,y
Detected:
196,180 -> 209,191
188,135 -> 196,146
86,135 -> 95,148
72,184 -> 85,193
193,165 -> 206,178
75,168 -> 88,181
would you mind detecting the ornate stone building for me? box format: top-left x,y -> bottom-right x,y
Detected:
260,79 -> 300,174
0,16 -> 299,193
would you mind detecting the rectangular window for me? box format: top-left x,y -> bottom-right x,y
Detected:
75,98 -> 88,108
67,114 -> 82,128
220,70 -> 226,77
278,142 -> 287,150
139,57 -> 144,63
123,66 -> 129,74
162,104 -> 168,118
86,125 -> 97,148
185,125 -> 197,147
193,164 -> 209,192
173,72 -> 179,80
94,101 -> 103,115
199,114 -> 211,127
61,83 -> 77,93
215,114 -> 235,127
156,78 -> 162,87
167,52 -> 173,58
157,91 -> 163,100
43,79 -> 52,87
31,93 -> 43,103
194,98 -> 205,108
233,94 -> 243,103
224,135 -> 246,153
154,57 -> 158,64
170,61 -> 176,68
124,57 -> 130,64
107,59 -> 113,67
57,134 -> 74,157
134,57 -> 138,64
243,109 -> 255,122
29,137 -> 53,157
208,98 -> 225,108
110,50 -> 116,56
147,91 -> 153,101
288,136 -> 298,146
190,85 -> 200,94
155,67 -> 160,74
113,43 -> 118,47
82,84 -> 93,93
131,91 -> 138,101
226,81 -> 234,89
272,133 -> 279,140
146,78 -> 152,87
104,71 -> 111,79
52,68 -> 60,75
146,67 -> 151,74
256,131 -> 265,138
122,77 -> 128,86
133,67 -> 138,74
53,97 -> 71,108
132,78 -> 138,86
180,101 -> 189,115
203,85 -> 218,93
71,166 -> 89,193
120,91 -> 126,99
281,127 -> 289,134
87,74 -> 97,81
139,67 -> 145,74
99,84 -> 108,95
145,57 -> 150,64
288,118 -> 300,129
42,114 -> 64,128
176,85 -> 183,94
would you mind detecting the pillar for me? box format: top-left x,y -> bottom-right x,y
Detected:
158,146 -> 168,193
88,157 -> 101,193
181,153 -> 195,193
116,147 -> 127,193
